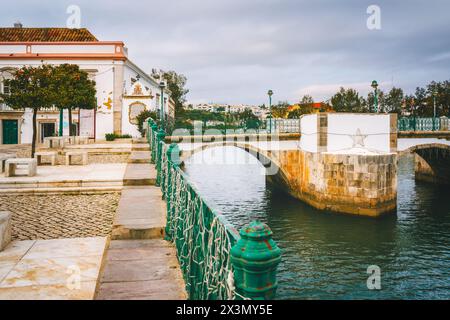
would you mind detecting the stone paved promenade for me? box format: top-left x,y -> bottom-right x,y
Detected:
0,237 -> 107,299
0,139 -> 187,300
0,194 -> 120,241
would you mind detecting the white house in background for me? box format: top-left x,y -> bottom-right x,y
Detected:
0,25 -> 174,144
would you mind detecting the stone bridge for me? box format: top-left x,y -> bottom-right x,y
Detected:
175,114 -> 450,218
180,140 -> 397,218
402,143 -> 450,185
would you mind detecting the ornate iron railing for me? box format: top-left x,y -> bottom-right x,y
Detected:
398,117 -> 446,131
146,118 -> 281,300
266,118 -> 301,133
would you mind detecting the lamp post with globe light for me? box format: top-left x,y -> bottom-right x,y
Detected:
371,80 -> 379,113
268,90 -> 273,133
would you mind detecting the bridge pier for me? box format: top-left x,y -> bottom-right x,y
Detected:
266,149 -> 397,217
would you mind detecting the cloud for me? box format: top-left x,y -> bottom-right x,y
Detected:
295,81 -> 392,102
2,0 -> 450,104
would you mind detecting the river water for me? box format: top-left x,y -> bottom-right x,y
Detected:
183,146 -> 450,300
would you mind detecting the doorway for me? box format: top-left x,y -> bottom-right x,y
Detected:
2,119 -> 18,144
40,122 -> 56,142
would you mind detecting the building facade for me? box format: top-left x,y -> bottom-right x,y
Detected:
0,26 -> 174,144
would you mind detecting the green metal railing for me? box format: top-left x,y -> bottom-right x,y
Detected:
146,118 -> 282,300
398,117 -> 442,131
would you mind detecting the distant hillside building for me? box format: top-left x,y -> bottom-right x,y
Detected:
0,25 -> 173,144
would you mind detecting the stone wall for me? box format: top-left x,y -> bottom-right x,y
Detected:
266,149 -> 397,217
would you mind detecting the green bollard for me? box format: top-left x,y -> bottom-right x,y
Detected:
167,143 -> 181,166
155,129 -> 166,187
230,221 -> 281,300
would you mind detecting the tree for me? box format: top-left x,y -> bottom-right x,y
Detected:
384,87 -> 404,114
152,69 -> 189,119
237,108 -> 260,129
426,80 -> 450,117
413,86 -> 428,116
271,101 -> 290,118
0,65 -> 55,157
331,87 -> 367,113
288,95 -> 315,118
53,64 -> 96,136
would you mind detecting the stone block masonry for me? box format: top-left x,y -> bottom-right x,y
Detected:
267,149 -> 397,217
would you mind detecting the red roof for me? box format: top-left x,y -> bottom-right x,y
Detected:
0,28 -> 98,42
312,103 -> 322,109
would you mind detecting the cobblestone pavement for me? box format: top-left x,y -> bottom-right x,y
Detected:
0,193 -> 120,240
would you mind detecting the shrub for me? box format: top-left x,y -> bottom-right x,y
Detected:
136,110 -> 158,137
105,133 -> 116,141
105,133 -> 132,141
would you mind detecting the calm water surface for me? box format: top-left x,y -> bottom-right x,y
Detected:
183,146 -> 450,300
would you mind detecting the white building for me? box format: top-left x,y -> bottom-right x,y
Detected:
0,26 -> 174,144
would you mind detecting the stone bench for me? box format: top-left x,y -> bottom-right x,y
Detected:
35,151 -> 58,166
44,137 -> 68,149
78,136 -> 90,145
0,211 -> 12,251
5,158 -> 37,177
66,151 -> 88,166
0,154 -> 16,173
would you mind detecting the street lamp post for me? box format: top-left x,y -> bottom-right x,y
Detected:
371,80 -> 379,113
433,90 -> 438,131
268,90 -> 273,133
159,80 -> 166,129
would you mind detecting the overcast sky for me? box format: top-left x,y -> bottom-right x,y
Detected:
2,0 -> 450,105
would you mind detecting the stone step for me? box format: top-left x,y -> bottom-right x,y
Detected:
0,179 -> 124,190
128,151 -> 151,164
111,186 -> 165,240
95,240 -> 187,300
131,144 -> 150,152
122,164 -> 156,186
132,138 -> 148,144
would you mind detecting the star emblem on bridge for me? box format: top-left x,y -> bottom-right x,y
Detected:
350,129 -> 368,148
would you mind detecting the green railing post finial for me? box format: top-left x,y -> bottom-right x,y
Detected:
155,128 -> 166,187
167,143 -> 181,167
230,221 -> 281,300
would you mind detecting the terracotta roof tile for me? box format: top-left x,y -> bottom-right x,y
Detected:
0,28 -> 98,42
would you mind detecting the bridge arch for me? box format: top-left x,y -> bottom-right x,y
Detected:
404,143 -> 450,185
179,141 -> 291,188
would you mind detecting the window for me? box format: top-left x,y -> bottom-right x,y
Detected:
2,81 -> 10,95
1,69 -> 14,95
